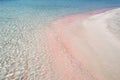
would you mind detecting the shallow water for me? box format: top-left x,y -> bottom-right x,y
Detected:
0,0 -> 120,80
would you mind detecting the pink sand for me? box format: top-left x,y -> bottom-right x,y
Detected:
45,9 -> 120,80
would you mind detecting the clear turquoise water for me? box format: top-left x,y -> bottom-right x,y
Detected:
0,0 -> 120,79
0,0 -> 120,23
0,0 -> 120,18
0,0 -> 120,30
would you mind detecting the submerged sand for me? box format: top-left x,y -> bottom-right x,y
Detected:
46,8 -> 120,80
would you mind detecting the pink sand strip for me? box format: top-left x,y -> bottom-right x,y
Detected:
45,9 -> 111,80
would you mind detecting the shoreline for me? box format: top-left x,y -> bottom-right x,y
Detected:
51,7 -> 118,23
45,8 -> 120,80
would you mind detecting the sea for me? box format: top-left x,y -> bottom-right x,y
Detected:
0,0 -> 120,80
0,0 -> 120,25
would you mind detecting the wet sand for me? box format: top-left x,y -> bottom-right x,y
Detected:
46,8 -> 120,80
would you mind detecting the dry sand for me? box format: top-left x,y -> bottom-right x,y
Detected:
46,8 -> 120,80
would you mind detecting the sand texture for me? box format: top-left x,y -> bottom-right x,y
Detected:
0,8 -> 120,80
46,8 -> 120,80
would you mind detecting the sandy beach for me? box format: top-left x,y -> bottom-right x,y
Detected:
0,1 -> 120,79
46,8 -> 120,80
